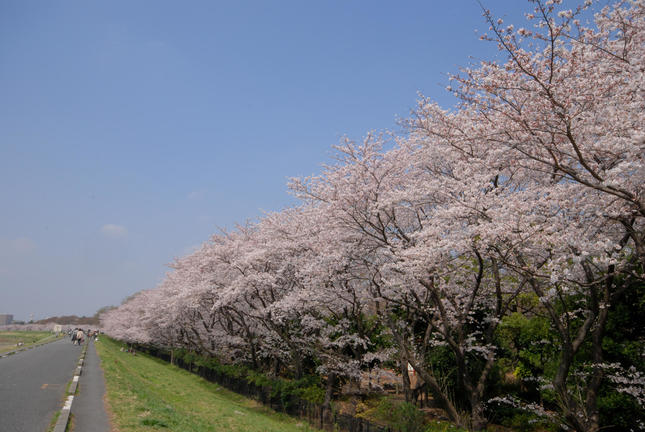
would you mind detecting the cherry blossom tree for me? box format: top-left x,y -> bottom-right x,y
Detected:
101,2 -> 644,431
291,134 -> 523,430
406,1 -> 645,430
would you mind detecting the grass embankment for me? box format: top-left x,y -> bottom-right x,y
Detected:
96,337 -> 320,432
0,331 -> 56,354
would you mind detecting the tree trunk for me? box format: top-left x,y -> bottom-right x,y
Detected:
292,349 -> 303,379
270,357 -> 280,376
249,339 -> 259,369
582,279 -> 611,432
469,394 -> 487,431
399,356 -> 412,403
324,372 -> 336,409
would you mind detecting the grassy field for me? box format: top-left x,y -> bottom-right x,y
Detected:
0,331 -> 56,354
96,337 -> 320,432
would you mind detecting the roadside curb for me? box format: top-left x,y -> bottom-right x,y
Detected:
53,342 -> 88,432
0,334 -> 64,359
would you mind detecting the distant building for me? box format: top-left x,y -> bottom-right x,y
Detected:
0,314 -> 13,325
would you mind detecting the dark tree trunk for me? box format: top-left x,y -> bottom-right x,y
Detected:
324,372 -> 336,409
399,355 -> 412,403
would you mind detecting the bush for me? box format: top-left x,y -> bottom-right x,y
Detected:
598,390 -> 645,432
374,399 -> 426,432
393,402 -> 426,432
295,382 -> 325,405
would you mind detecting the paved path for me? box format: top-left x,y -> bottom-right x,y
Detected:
72,339 -> 110,431
0,337 -> 81,432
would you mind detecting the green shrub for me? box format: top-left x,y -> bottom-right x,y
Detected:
246,369 -> 272,387
392,402 -> 426,432
245,370 -> 324,407
296,383 -> 325,405
374,399 -> 426,432
598,389 -> 645,432
373,397 -> 395,422
503,411 -> 553,431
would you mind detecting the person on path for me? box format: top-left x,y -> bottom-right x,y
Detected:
76,329 -> 84,345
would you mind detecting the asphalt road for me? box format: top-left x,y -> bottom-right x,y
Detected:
73,339 -> 110,432
0,337 -> 81,432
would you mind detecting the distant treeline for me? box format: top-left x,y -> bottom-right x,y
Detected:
35,315 -> 100,325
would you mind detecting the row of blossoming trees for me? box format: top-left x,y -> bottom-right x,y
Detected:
102,1 -> 644,431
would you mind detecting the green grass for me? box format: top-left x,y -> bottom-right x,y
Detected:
0,331 -> 56,354
46,409 -> 60,432
96,337 -> 320,432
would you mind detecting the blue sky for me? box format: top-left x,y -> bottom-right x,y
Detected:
1,1 -> 534,321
